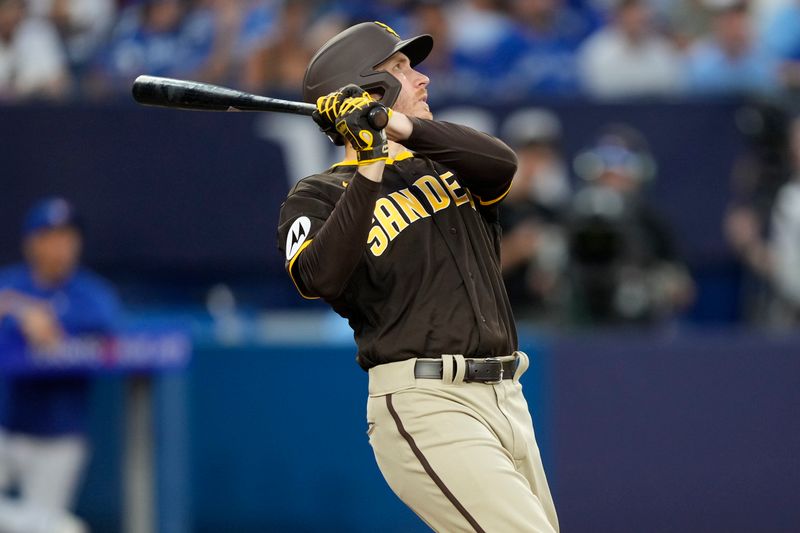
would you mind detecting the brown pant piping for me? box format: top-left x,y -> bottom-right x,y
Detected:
385,394 -> 486,533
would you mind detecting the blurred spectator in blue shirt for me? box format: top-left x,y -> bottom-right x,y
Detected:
685,0 -> 778,95
763,0 -> 800,91
446,0 -> 525,100
89,0 -> 215,97
0,198 -> 120,533
509,0 -> 598,95
579,0 -> 684,98
0,0 -> 69,101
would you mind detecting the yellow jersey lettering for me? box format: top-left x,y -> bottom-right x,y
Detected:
374,198 -> 409,240
414,175 -> 450,212
465,190 -> 477,210
368,225 -> 389,256
440,171 -> 470,206
388,189 -> 430,223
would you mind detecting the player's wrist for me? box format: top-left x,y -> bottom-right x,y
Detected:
356,160 -> 385,182
385,111 -> 413,141
356,147 -> 389,164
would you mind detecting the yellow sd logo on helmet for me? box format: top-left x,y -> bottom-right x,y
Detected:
373,21 -> 399,38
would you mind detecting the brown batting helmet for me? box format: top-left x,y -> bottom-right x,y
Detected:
303,21 -> 433,107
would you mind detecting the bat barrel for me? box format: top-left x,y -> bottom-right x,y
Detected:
132,75 -> 315,115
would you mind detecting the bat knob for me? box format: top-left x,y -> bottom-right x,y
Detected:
367,105 -> 389,130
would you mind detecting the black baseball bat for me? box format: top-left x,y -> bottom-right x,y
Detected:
131,75 -> 388,129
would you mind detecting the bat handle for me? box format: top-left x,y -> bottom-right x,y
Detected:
367,105 -> 389,130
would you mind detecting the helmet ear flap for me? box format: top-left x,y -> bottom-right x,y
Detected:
358,70 -> 402,107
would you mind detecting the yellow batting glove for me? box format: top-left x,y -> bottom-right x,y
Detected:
335,95 -> 389,164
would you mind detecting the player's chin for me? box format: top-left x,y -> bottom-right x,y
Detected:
415,104 -> 433,120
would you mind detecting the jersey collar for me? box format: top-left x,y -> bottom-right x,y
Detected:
330,150 -> 415,169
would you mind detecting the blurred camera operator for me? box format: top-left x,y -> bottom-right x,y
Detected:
566,125 -> 694,325
725,114 -> 800,326
0,198 -> 120,533
499,108 -> 571,325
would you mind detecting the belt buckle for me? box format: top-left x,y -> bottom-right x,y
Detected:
481,357 -> 504,385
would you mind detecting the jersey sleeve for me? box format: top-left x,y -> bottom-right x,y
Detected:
277,178 -> 337,299
62,275 -> 122,335
0,270 -> 31,348
277,171 -> 380,300
0,269 -> 121,342
403,118 -> 517,207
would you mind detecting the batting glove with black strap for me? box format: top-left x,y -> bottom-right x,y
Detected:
335,88 -> 390,164
313,85 -> 390,161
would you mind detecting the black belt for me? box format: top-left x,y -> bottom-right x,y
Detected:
414,357 -> 516,384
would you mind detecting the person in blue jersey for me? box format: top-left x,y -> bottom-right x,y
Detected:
89,0 -> 215,97
0,197 -> 120,533
685,0 -> 778,95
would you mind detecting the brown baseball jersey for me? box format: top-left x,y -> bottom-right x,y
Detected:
277,118 -> 518,370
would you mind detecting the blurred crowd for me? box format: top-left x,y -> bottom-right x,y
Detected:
495,103 -> 800,329
497,111 -> 697,327
2,0 -> 800,103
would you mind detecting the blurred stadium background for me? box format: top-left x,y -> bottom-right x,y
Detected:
2,0 -> 800,531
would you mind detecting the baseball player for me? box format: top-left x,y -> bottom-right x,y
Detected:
0,197 -> 120,533
277,22 -> 559,532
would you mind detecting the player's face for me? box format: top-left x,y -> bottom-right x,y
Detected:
24,227 -> 82,284
376,52 -> 432,120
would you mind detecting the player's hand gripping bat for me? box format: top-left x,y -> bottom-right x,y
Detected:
131,75 -> 389,130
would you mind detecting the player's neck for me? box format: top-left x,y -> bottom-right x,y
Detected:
343,140 -> 407,163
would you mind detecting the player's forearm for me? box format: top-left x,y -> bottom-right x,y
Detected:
385,111 -> 414,141
399,117 -> 517,199
294,172 -> 380,299
18,304 -> 65,350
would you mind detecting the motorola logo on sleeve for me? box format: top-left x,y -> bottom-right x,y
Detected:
286,216 -> 312,260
